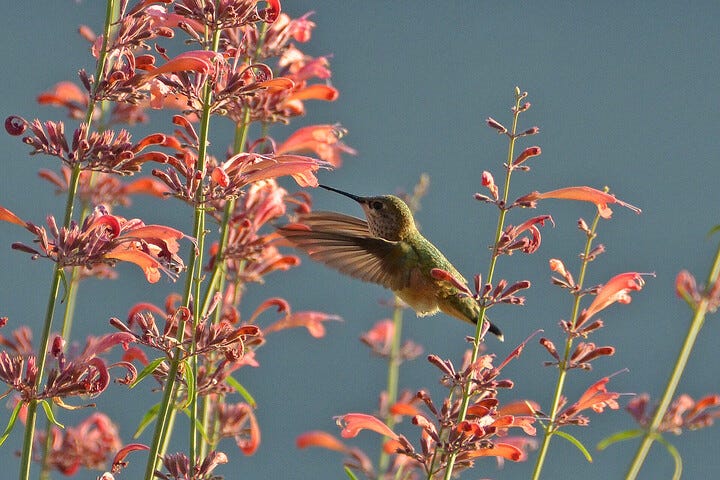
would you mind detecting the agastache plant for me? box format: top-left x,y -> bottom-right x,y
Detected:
2,3 -> 719,480
2,2 -> 352,479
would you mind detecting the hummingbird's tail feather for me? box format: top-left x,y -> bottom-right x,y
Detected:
486,321 -> 504,342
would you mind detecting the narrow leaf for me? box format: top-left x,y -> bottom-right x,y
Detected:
39,400 -> 64,428
343,466 -> 360,480
181,407 -> 211,444
179,359 -> 195,410
597,428 -> 644,450
131,357 -> 166,388
655,435 -> 682,480
0,402 -> 22,447
134,403 -> 160,438
554,430 -> 593,462
226,376 -> 257,408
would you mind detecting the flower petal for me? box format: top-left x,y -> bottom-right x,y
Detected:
581,272 -> 650,323
0,206 -> 26,226
105,246 -> 161,283
296,431 -> 348,452
336,413 -> 399,440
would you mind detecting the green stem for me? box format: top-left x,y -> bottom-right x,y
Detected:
142,24 -> 221,479
197,110 -> 252,459
195,20 -> 267,458
625,241 -> 720,479
18,2 -> 116,478
531,212 -> 601,480
39,267 -> 82,480
378,301 -> 404,473
442,87 -> 525,480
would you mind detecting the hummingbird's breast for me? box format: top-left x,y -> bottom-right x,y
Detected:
395,271 -> 442,317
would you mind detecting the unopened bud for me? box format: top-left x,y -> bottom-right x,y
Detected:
486,117 -> 507,134
513,146 -> 541,166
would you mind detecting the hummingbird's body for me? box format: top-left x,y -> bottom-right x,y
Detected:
278,185 -> 503,340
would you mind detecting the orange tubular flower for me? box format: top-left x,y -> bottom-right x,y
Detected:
296,431 -> 349,452
264,311 -> 341,338
1,205 -> 187,283
517,186 -> 641,219
276,124 -> 357,167
459,442 -> 524,462
335,413 -> 400,440
557,377 -> 621,426
578,272 -> 651,326
211,152 -> 332,190
141,50 -> 223,79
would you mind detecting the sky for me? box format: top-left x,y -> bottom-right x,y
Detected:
1,1 -> 720,479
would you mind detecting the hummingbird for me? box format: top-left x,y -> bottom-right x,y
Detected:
277,185 -> 503,340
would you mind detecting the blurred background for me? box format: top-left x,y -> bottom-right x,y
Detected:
2,1 -> 719,478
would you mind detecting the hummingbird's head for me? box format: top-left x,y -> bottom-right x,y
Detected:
319,185 -> 416,241
358,195 -> 415,241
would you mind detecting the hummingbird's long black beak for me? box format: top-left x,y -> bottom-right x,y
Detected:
319,184 -> 365,203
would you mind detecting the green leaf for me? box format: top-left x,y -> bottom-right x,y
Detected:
597,428 -> 644,450
131,357 -> 166,389
708,225 -> 720,237
134,403 -> 160,438
656,435 -> 683,480
181,407 -> 211,444
225,376 -> 257,408
0,401 -> 23,447
343,466 -> 360,480
39,400 -> 64,429
59,269 -> 69,303
554,430 -> 593,462
178,360 -> 195,410
194,415 -> 210,444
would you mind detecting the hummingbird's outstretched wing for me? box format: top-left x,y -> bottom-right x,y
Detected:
277,212 -> 417,291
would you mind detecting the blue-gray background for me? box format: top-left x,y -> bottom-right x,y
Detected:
2,2 -> 719,479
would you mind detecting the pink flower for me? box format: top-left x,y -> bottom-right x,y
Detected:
359,320 -> 394,355
481,170 -> 498,199
38,413 -> 123,475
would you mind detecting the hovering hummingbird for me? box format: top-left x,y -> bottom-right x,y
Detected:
277,185 -> 503,340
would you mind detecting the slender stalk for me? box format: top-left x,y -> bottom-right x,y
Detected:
38,266 -> 82,480
378,301 -> 404,473
18,2 -> 116,478
530,212 -> 601,479
625,242 -> 720,479
442,88 -> 525,480
142,22 -> 222,478
196,109 -> 252,460
196,21 -> 268,459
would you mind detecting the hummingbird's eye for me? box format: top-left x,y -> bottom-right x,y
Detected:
370,201 -> 384,210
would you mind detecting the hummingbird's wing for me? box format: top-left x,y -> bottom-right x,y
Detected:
277,212 -> 417,291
